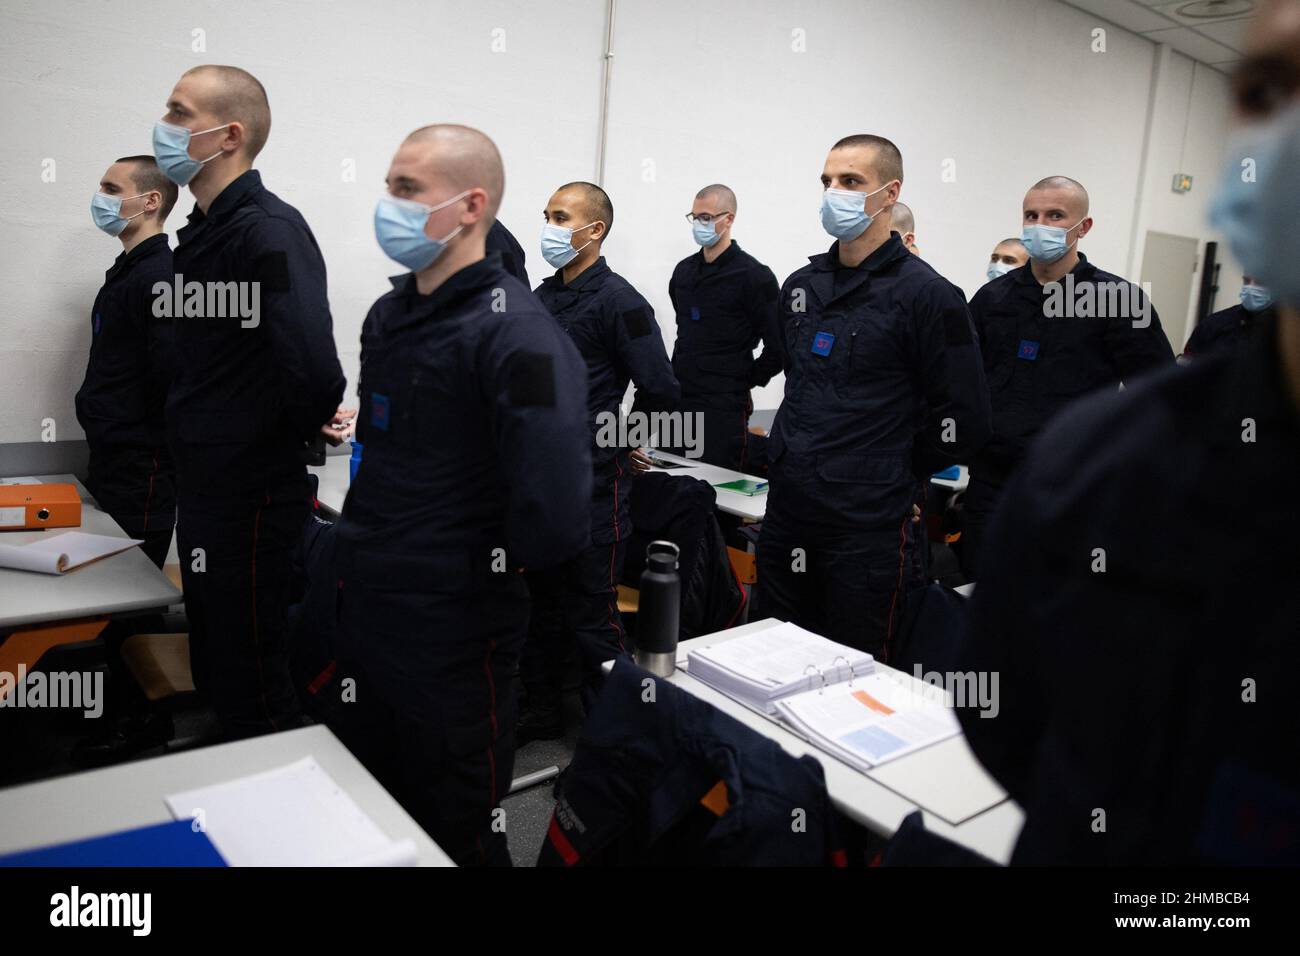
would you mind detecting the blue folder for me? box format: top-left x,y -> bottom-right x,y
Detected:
931,466 -> 961,481
0,819 -> 228,867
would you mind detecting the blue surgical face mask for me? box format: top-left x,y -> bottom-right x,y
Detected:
91,191 -> 149,237
374,191 -> 469,272
692,216 -> 725,248
152,120 -> 230,185
1210,103 -> 1300,306
541,221 -> 599,268
986,260 -> 1015,282
820,183 -> 891,241
1021,218 -> 1084,263
1240,284 -> 1274,312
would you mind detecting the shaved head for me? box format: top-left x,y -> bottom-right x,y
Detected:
114,155 -> 178,221
695,183 -> 736,213
830,134 -> 904,186
556,181 -> 613,238
892,200 -> 914,234
403,124 -> 504,220
1027,176 -> 1090,217
181,65 -> 271,159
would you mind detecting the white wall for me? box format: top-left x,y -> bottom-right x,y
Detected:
0,0 -> 605,445
1128,45 -> 1237,348
0,0 -> 1244,446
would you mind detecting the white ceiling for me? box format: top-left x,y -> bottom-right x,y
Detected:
1061,0 -> 1255,71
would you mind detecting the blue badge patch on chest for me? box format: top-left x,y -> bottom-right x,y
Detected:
93,313 -> 101,335
1017,339 -> 1040,361
690,305 -> 701,322
371,392 -> 390,432
811,331 -> 835,356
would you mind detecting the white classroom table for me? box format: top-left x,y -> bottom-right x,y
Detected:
308,451 -> 352,518
0,725 -> 455,866
646,450 -> 767,521
625,618 -> 1024,863
0,475 -> 181,630
309,447 -> 772,522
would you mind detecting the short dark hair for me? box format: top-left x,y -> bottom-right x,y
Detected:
183,64 -> 272,159
558,181 -> 614,239
115,155 -> 179,222
831,134 -> 904,185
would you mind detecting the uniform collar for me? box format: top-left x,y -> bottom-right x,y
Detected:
182,169 -> 264,230
810,233 -> 909,274
543,254 -> 610,292
384,252 -> 506,331
697,239 -> 741,269
105,232 -> 168,282
1014,250 -> 1097,286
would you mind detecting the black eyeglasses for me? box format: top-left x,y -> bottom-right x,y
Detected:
684,211 -> 734,224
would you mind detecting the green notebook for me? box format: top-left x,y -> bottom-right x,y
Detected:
713,478 -> 769,496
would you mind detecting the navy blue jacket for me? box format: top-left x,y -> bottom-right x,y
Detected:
959,313 -> 1300,864
169,170 -> 345,494
767,235 -> 991,534
539,659 -> 842,866
536,257 -> 680,545
338,253 -> 592,578
969,254 -> 1174,471
1183,302 -> 1268,358
75,233 -> 175,450
486,220 -> 528,287
668,241 -> 782,403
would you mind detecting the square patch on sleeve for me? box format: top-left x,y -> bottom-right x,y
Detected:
509,351 -> 556,407
621,307 -> 652,339
255,250 -> 292,293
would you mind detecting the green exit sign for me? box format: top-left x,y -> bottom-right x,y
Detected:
1172,173 -> 1193,193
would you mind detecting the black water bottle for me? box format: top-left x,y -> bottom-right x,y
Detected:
635,540 -> 681,677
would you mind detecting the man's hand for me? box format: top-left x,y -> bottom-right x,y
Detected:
912,503 -> 922,524
321,405 -> 357,446
630,448 -> 654,475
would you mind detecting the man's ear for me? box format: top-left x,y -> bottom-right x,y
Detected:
223,121 -> 246,156
1078,216 -> 1094,239
144,189 -> 161,216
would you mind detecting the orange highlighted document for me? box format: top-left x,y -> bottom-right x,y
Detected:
852,689 -> 895,716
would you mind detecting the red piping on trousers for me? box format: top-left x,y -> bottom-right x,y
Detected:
547,817 -> 580,866
606,541 -> 626,652
141,447 -> 160,533
882,514 -> 908,665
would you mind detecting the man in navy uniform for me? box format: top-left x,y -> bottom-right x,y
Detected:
333,125 -> 593,866
1183,275 -> 1275,358
667,184 -> 782,470
958,0 -> 1300,864
154,65 -> 345,738
72,156 -> 180,766
78,156 -> 178,569
755,134 -> 990,661
961,176 -> 1174,579
520,181 -> 680,741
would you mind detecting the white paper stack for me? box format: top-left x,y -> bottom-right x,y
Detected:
686,621 -> 875,715
165,756 -> 417,867
0,531 -> 142,574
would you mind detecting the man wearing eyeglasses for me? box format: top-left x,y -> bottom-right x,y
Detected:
665,185 -> 783,470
